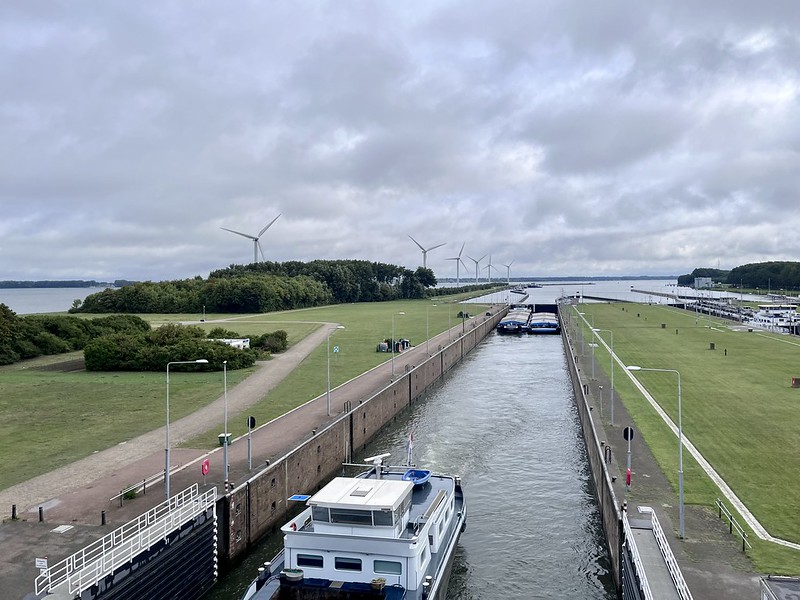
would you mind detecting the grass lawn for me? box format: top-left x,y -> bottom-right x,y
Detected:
573,302 -> 800,573
0,298 -> 491,491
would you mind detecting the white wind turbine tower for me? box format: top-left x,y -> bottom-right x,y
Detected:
483,255 -> 495,282
445,242 -> 467,284
408,235 -> 446,269
221,213 -> 281,264
467,254 -> 486,283
503,260 -> 514,285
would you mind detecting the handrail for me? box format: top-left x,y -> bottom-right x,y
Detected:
36,484 -> 216,596
715,498 -> 751,552
622,512 -> 655,600
109,471 -> 165,505
650,510 -> 694,599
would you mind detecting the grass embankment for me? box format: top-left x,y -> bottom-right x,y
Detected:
0,298 -> 490,491
574,303 -> 800,574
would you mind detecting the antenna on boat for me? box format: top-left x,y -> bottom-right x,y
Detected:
364,453 -> 391,479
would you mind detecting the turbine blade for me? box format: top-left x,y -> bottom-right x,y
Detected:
457,242 -> 465,258
428,242 -> 446,251
221,227 -> 257,241
258,240 -> 266,262
408,235 -> 425,251
258,213 -> 281,238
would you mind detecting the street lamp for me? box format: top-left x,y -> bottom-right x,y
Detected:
592,328 -> 614,425
578,311 -> 594,355
426,304 -> 437,354
626,365 -> 684,539
166,358 -> 208,500
223,360 -> 228,490
327,325 -> 345,416
391,312 -> 405,377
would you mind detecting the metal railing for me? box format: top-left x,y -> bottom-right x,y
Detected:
715,498 -> 751,552
650,510 -> 694,599
109,471 -> 166,506
623,512 -> 655,600
36,484 -> 216,596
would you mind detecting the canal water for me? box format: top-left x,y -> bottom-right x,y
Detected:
207,332 -> 616,599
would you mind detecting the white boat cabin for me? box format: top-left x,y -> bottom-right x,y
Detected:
281,473 -> 457,593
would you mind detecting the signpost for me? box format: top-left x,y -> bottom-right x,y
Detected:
623,427 -> 634,490
247,416 -> 256,471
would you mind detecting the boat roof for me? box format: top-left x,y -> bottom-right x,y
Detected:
308,477 -> 413,511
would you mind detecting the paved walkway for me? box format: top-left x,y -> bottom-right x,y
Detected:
1,312 -> 496,600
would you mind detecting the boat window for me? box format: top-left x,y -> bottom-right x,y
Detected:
438,520 -> 444,535
373,510 -> 393,526
335,557 -> 362,572
330,508 -> 372,526
374,560 -> 402,575
419,548 -> 427,566
297,554 -> 324,568
312,506 -> 330,522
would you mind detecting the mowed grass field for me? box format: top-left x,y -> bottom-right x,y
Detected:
0,298 -> 490,491
574,302 -> 800,573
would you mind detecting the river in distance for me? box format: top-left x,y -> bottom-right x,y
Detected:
207,333 -> 616,600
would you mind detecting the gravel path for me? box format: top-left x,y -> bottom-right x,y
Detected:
0,321 -> 337,520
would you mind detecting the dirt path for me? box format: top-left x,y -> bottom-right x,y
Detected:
0,321 -> 337,520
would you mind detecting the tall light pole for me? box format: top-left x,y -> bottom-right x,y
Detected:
166,358 -> 208,500
223,360 -> 228,490
391,312 -> 405,377
327,325 -> 345,416
578,311 -> 593,356
626,366 -> 684,539
592,328 -> 614,425
426,304 -> 437,354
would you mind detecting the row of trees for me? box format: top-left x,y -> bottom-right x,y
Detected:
0,307 -> 151,365
83,323 -> 259,371
679,262 -> 800,290
71,260 -> 439,314
0,305 -> 287,370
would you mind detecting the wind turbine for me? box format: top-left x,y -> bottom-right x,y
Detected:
483,255 -> 495,282
467,254 -> 486,283
503,260 -> 514,285
221,213 -> 281,263
445,242 -> 467,284
408,235 -> 446,269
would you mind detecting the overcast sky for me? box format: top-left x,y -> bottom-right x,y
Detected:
2,1 -> 799,282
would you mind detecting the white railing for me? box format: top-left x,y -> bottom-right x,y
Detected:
623,512 -> 655,600
35,484 -> 216,596
650,511 -> 694,600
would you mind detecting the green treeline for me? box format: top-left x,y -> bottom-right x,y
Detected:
678,262 -> 800,290
72,260 -> 438,314
0,305 -> 286,370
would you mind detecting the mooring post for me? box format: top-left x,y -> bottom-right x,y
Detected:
11,504 -> 17,520
38,506 -> 43,522
101,510 -> 106,526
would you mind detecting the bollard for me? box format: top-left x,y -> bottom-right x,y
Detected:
39,506 -> 44,522
12,504 -> 17,520
101,511 -> 106,526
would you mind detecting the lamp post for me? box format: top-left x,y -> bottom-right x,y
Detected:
626,366 -> 684,539
391,312 -> 405,377
448,308 -> 452,342
592,328 -> 614,425
426,304 -> 437,355
327,325 -> 345,416
166,358 -> 208,500
223,360 -> 228,490
578,311 -> 593,356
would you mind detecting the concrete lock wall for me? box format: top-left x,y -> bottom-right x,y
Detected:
217,308 -> 508,570
220,307 -> 507,566
561,324 -> 623,592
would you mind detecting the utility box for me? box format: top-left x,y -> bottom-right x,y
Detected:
710,343 -> 716,350
792,378 -> 800,388
218,433 -> 231,446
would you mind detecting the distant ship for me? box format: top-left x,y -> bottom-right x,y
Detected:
241,454 -> 466,600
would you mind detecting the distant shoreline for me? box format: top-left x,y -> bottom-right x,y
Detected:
0,280 -> 115,289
